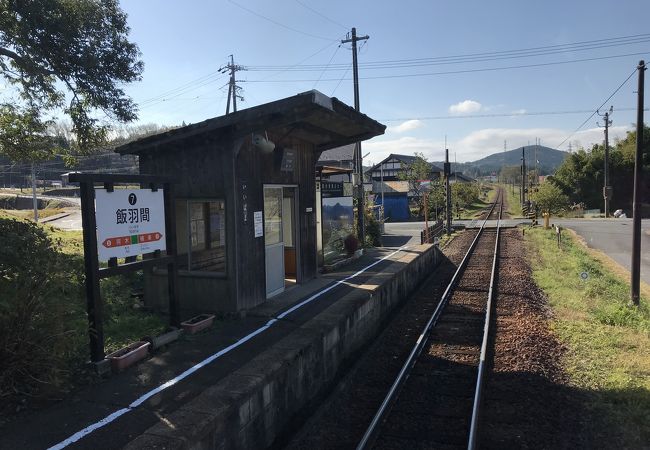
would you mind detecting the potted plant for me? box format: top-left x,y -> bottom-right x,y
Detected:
181,314 -> 215,334
106,341 -> 150,372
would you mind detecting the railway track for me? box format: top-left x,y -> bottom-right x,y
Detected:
357,193 -> 503,449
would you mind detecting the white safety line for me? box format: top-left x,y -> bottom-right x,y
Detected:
48,247 -> 408,449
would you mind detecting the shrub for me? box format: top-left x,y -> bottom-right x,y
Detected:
0,218 -> 84,398
364,210 -> 382,247
343,234 -> 359,255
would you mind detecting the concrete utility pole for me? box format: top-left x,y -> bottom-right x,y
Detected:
342,27 -> 369,245
597,106 -> 614,217
445,149 -> 451,235
219,55 -> 245,114
521,147 -> 526,205
631,60 -> 645,306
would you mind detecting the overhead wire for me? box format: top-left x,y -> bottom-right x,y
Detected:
556,65 -> 641,148
137,71 -> 224,106
293,0 -> 349,31
379,107 -> 644,122
243,51 -> 650,82
313,43 -> 342,89
227,0 -> 337,42
246,33 -> 650,71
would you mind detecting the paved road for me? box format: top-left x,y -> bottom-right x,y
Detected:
554,218 -> 650,285
383,221 -> 427,247
46,209 -> 83,230
15,194 -> 84,230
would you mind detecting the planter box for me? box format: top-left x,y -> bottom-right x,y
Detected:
106,341 -> 150,372
181,314 -> 215,334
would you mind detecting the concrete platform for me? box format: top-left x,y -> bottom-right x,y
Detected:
2,244 -> 443,450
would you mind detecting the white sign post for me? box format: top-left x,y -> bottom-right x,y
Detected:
95,189 -> 167,262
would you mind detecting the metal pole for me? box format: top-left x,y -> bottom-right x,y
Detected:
231,54 -> 237,113
445,149 -> 451,234
424,191 -> 429,243
631,60 -> 645,306
31,162 -> 38,222
603,111 -> 609,218
381,163 -> 384,220
520,148 -> 524,205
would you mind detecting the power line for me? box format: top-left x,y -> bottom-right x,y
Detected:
379,107 -> 643,122
294,0 -> 348,31
243,51 -> 650,83
246,33 -> 650,71
313,44 -> 342,89
556,66 -> 639,149
137,72 -> 224,106
331,64 -> 351,96
138,75 -> 226,110
255,40 -> 341,82
227,0 -> 336,41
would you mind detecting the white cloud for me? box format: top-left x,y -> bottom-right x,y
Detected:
449,100 -> 482,115
363,124 -> 633,166
511,109 -> 527,115
388,119 -> 424,133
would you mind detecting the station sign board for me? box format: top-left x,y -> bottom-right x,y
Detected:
95,189 -> 166,262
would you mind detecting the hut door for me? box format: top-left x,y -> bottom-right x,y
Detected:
264,186 -> 285,297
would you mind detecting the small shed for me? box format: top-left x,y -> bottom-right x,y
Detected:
116,90 -> 385,316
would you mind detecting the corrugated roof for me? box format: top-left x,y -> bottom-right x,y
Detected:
318,143 -> 355,162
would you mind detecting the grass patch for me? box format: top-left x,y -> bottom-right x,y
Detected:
499,183 -> 522,217
48,227 -> 167,354
526,227 -> 650,447
0,217 -> 166,401
1,208 -> 67,220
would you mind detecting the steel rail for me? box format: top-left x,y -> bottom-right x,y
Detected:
467,200 -> 502,449
355,194 -> 500,450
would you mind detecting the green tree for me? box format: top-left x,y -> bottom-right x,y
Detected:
452,182 -> 480,209
531,181 -> 569,215
0,0 -> 143,161
551,126 -> 649,213
398,152 -> 433,216
424,180 -> 446,221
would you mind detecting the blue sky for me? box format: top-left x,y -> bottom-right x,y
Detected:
119,0 -> 649,163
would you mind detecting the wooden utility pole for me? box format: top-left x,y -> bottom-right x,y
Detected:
631,60 -> 645,306
597,107 -> 613,217
342,28 -> 369,244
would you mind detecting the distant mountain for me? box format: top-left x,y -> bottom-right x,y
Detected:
432,146 -> 569,177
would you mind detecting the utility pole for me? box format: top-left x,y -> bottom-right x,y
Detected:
342,27 -> 369,245
631,60 -> 645,306
219,55 -> 245,114
445,149 -> 451,234
502,140 -> 506,184
597,106 -> 613,217
521,147 -> 526,205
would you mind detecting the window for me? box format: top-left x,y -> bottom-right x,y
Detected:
177,200 -> 227,273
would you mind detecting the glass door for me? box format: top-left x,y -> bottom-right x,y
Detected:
264,186 -> 285,297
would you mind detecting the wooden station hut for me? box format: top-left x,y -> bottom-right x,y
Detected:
116,90 -> 385,316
